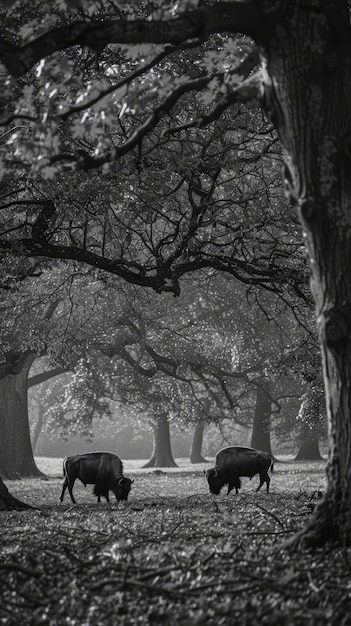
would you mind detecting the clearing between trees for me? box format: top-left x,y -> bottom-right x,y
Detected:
1,458 -> 349,625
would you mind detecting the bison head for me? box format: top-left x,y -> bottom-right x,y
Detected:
204,468 -> 224,495
113,477 -> 134,501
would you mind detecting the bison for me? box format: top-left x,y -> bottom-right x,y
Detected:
60,451 -> 134,504
204,446 -> 274,495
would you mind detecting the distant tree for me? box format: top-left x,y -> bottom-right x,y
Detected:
190,421 -> 208,464
250,381 -> 273,456
295,381 -> 326,461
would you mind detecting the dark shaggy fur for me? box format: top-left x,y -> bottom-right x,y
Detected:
205,446 -> 273,495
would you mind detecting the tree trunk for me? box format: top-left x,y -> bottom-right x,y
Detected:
0,476 -> 34,511
250,383 -> 273,456
295,435 -> 323,462
0,353 -> 45,479
295,384 -> 325,461
190,421 -> 207,463
260,1 -> 351,546
143,413 -> 178,468
31,403 -> 45,453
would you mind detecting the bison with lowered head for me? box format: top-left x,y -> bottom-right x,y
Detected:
204,446 -> 274,495
60,451 -> 134,504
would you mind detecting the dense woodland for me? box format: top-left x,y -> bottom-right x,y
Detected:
0,0 -> 350,571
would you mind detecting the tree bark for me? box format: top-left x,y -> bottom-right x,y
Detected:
31,403 -> 45,453
0,476 -> 34,511
259,1 -> 351,546
143,413 -> 178,468
295,435 -> 323,462
295,384 -> 325,461
250,383 -> 273,456
190,421 -> 207,463
0,353 -> 45,479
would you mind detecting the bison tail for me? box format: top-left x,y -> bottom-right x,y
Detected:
270,458 -> 274,473
62,458 -> 70,480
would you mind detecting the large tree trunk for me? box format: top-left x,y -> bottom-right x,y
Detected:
0,353 -> 45,479
143,413 -> 178,468
260,1 -> 351,546
250,383 -> 273,456
31,403 -> 45,453
190,421 -> 207,463
295,435 -> 323,462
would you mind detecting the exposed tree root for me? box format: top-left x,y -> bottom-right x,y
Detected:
283,495 -> 346,551
0,477 -> 36,511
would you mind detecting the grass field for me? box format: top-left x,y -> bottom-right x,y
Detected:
1,457 -> 350,625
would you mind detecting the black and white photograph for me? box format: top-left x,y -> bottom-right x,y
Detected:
0,1 -> 350,624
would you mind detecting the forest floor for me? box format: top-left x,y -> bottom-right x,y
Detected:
1,457 -> 351,625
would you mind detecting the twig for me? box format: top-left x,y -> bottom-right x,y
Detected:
244,530 -> 296,536
140,565 -> 181,580
0,562 -> 41,577
90,575 -> 185,599
186,580 -> 261,594
255,503 -> 285,528
307,571 -> 320,594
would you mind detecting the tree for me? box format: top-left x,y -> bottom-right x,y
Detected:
142,412 -> 178,468
190,420 -> 208,464
0,351 -> 42,479
250,380 -> 273,456
295,381 -> 326,461
0,279 -> 66,479
1,2 -> 350,546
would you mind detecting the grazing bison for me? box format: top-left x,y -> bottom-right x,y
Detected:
60,451 -> 134,504
204,446 -> 274,495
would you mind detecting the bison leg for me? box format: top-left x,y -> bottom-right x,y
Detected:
60,478 -> 77,503
66,477 -> 77,503
60,477 -> 76,503
256,473 -> 270,493
96,493 -> 109,503
60,480 -> 67,502
228,486 -> 239,495
227,476 -> 241,495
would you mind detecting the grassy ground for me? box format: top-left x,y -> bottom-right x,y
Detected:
1,457 -> 350,625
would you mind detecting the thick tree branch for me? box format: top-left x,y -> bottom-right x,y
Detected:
58,40 -> 205,122
0,4 -> 270,78
28,367 -> 68,388
0,227 -> 303,296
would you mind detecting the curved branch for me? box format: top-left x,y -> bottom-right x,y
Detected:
165,69 -> 264,137
0,4 -> 269,77
28,367 -> 68,388
50,72 -> 232,171
58,39 -> 205,122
